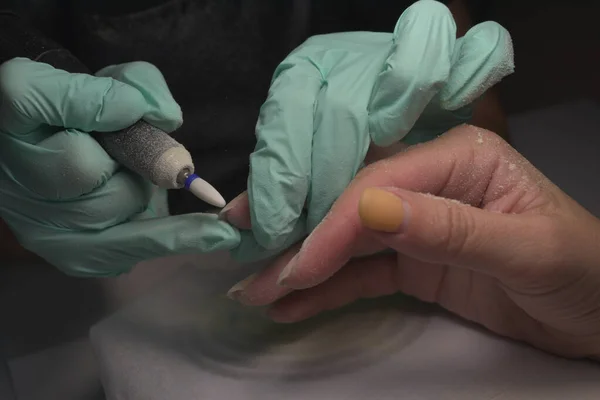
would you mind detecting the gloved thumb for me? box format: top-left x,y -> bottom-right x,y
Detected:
358,187 -> 539,277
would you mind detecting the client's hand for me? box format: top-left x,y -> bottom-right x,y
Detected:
226,125 -> 600,360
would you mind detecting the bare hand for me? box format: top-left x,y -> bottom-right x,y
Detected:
225,125 -> 600,359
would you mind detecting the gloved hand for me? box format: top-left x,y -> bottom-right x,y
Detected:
228,0 -> 515,261
0,58 -> 240,277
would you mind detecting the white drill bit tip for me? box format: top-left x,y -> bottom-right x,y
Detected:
184,174 -> 226,208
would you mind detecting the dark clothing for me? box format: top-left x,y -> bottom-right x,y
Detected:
0,0 -> 450,214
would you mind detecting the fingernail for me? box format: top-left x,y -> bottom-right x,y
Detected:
358,188 -> 408,232
218,192 -> 246,222
226,273 -> 257,300
276,254 -> 298,286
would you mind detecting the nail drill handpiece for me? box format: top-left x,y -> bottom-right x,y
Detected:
0,11 -> 225,208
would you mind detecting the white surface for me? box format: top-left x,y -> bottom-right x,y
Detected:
8,340 -> 103,400
91,259 -> 600,400
1,255 -> 188,400
89,100 -> 600,399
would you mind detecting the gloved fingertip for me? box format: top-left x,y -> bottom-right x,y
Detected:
143,103 -> 183,133
440,21 -> 515,111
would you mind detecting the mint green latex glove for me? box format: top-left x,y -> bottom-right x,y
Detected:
0,58 -> 240,277
244,0 -> 514,255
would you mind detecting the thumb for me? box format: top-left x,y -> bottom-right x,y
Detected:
358,187 -> 540,277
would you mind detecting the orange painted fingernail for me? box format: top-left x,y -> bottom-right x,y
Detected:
358,188 -> 406,232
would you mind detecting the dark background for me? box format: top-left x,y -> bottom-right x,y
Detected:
472,0 -> 600,114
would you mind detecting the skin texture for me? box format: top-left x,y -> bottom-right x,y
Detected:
225,125 -> 600,360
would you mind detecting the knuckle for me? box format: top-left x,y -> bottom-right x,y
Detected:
470,21 -> 505,46
170,107 -> 183,128
438,204 -> 475,260
452,123 -> 507,150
